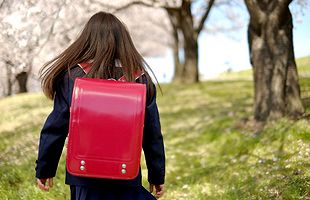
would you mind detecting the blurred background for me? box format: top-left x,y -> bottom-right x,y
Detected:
0,0 -> 309,199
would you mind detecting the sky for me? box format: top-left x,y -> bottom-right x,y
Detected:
146,3 -> 310,83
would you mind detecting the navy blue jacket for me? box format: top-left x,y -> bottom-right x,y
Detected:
35,66 -> 165,186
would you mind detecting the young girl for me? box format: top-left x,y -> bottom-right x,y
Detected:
35,11 -> 165,200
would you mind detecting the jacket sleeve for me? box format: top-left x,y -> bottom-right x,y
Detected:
35,74 -> 70,179
143,85 -> 166,185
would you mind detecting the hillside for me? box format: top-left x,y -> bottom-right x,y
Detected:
0,79 -> 309,199
219,56 -> 310,80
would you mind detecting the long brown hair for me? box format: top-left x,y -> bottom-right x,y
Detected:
40,11 -> 156,99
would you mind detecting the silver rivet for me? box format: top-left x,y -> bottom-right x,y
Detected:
122,164 -> 126,168
80,166 -> 85,171
121,169 -> 126,174
80,160 -> 85,165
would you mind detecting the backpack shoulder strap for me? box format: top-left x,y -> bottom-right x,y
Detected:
118,71 -> 145,82
78,63 -> 91,74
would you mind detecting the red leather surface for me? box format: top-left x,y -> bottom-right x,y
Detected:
67,78 -> 146,179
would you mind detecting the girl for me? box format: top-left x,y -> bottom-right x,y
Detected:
35,11 -> 165,200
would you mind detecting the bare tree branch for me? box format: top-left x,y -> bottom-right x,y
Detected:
89,0 -> 157,13
146,15 -> 171,35
114,1 -> 156,12
90,0 -> 181,13
0,0 -> 6,9
196,0 -> 215,34
88,0 -> 116,10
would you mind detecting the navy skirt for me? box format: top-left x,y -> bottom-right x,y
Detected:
70,185 -> 156,200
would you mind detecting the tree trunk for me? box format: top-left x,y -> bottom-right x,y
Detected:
179,1 -> 199,83
246,0 -> 304,121
183,37 -> 199,83
284,10 -> 304,117
5,61 -> 13,96
172,48 -> 183,83
167,1 -> 199,83
167,9 -> 184,83
16,71 -> 28,93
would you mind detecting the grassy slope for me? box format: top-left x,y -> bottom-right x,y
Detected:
219,56 -> 310,80
0,81 -> 309,199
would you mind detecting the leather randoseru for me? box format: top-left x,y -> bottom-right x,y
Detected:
66,77 -> 146,180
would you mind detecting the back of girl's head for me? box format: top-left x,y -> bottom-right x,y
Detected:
78,12 -> 144,78
40,11 -> 155,99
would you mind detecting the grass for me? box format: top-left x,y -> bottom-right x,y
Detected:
219,56 -> 310,80
297,56 -> 310,76
0,79 -> 309,199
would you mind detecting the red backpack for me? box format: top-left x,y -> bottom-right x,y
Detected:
66,64 -> 146,180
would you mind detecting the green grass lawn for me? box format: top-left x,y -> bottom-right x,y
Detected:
0,78 -> 309,199
219,56 -> 310,80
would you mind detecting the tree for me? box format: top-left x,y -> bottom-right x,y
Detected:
0,0 -> 241,95
91,0 -> 216,83
0,0 -> 54,93
4,60 -> 14,96
0,0 -> 76,94
244,0 -> 304,121
165,0 -> 215,83
0,0 -> 166,95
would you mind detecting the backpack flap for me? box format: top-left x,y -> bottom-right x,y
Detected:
67,78 -> 146,180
